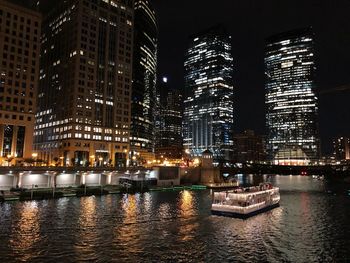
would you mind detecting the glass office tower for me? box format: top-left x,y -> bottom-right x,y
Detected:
155,77 -> 183,159
183,25 -> 234,163
130,0 -> 158,164
265,28 -> 320,165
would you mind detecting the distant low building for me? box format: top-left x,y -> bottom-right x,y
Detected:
201,149 -> 214,168
233,130 -> 266,163
154,166 -> 180,186
319,155 -> 336,166
333,136 -> 350,161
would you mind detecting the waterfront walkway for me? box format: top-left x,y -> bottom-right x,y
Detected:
0,166 -> 147,173
0,184 -> 207,202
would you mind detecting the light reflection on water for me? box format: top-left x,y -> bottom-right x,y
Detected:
9,202 -> 40,262
74,197 -> 98,262
179,190 -> 195,218
116,194 -> 143,257
0,175 -> 349,262
178,190 -> 199,242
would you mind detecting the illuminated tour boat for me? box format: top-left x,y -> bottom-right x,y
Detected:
211,183 -> 280,219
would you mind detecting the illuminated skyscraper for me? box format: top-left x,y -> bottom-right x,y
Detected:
155,77 -> 183,159
0,1 -> 41,165
34,0 -> 134,167
130,0 -> 158,163
265,28 -> 320,165
183,25 -> 234,162
233,130 -> 266,163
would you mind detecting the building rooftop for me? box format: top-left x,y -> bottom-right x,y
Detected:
266,27 -> 313,44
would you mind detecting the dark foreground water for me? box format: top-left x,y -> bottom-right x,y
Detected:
1,175 -> 350,263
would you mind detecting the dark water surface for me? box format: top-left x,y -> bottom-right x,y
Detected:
1,175 -> 350,262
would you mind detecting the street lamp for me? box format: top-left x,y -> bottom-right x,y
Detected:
122,149 -> 129,167
98,157 -> 103,167
90,155 -> 95,167
193,158 -> 200,167
132,155 -> 137,167
32,153 -> 38,166
59,156 -> 64,167
7,154 -> 12,167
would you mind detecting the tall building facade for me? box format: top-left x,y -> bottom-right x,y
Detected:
333,136 -> 350,161
0,1 -> 41,165
34,0 -> 134,167
265,28 -> 320,165
233,130 -> 266,163
183,25 -> 234,163
155,77 -> 183,159
8,0 -> 38,10
130,0 -> 158,163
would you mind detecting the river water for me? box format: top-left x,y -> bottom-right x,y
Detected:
0,175 -> 350,263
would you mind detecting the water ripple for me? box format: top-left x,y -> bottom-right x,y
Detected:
0,176 -> 350,262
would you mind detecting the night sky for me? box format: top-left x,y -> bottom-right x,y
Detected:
14,0 -> 350,154
152,0 -> 350,154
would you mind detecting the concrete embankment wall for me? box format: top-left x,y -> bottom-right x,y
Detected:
0,172 -> 112,190
0,174 -> 16,190
0,167 -> 182,190
0,166 -> 223,190
180,167 -> 223,184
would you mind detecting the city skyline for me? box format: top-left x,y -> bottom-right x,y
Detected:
1,2 -> 350,262
4,0 -> 350,161
152,0 -> 350,154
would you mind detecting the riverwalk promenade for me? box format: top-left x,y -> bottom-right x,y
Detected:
0,184 -> 207,202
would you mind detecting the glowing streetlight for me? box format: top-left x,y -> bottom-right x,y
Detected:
6,155 -> 12,167
193,158 -> 200,167
59,156 -> 64,166
90,155 -> 95,167
31,153 -> 38,166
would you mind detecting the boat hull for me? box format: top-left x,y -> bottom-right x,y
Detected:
211,202 -> 280,219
